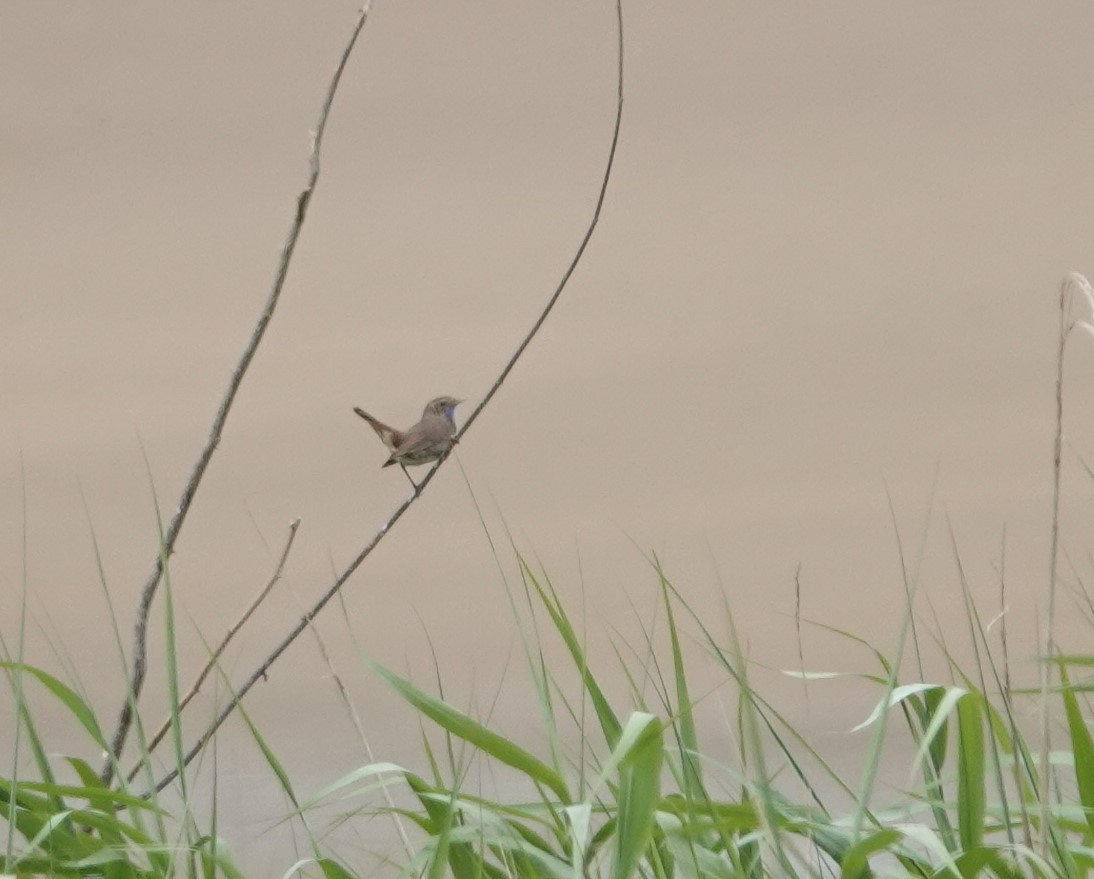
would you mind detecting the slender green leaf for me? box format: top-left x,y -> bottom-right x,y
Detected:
1060,665 -> 1094,840
909,686 -> 967,778
317,856 -> 359,879
613,713 -> 662,879
0,662 -> 108,749
9,779 -> 159,813
956,692 -> 985,852
922,685 -> 950,772
521,558 -> 622,750
660,573 -> 703,800
839,827 -> 901,879
373,662 -> 570,802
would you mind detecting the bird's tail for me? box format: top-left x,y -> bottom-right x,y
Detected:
353,407 -> 401,451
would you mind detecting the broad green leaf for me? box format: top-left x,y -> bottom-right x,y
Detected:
839,827 -> 901,879
909,686 -> 968,778
1060,665 -> 1094,840
612,712 -> 663,879
853,683 -> 951,732
317,857 -> 358,879
956,693 -> 985,852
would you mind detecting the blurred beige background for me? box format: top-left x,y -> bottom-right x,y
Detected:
5,0 -> 1094,871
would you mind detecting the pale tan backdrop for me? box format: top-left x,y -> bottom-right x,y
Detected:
5,1 -> 1094,872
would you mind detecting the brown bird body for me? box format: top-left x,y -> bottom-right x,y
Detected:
354,396 -> 462,487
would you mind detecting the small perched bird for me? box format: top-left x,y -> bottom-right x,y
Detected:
353,396 -> 462,488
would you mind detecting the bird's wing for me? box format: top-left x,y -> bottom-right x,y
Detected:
391,417 -> 453,456
353,407 -> 402,451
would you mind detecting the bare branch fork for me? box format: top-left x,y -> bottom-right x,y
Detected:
147,0 -> 626,795
101,4 -> 374,785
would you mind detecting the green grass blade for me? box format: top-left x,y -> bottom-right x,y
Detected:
1059,664 -> 1094,840
612,712 -> 663,879
0,662 -> 108,750
316,857 -> 360,879
158,548 -> 189,810
520,557 -> 622,750
839,827 -> 900,879
956,692 -> 986,853
372,661 -> 571,802
658,568 -> 703,800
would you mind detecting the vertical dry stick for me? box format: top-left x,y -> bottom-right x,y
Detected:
999,525 -> 1033,848
1041,274 -> 1078,854
305,609 -> 415,860
793,562 -> 806,700
149,0 -> 626,795
1042,272 -> 1094,839
101,4 -> 374,785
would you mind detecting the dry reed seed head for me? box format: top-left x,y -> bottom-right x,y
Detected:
1064,272 -> 1094,340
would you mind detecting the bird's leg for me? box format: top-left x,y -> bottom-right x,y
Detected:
399,464 -> 419,490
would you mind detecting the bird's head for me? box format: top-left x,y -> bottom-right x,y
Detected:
423,396 -> 463,423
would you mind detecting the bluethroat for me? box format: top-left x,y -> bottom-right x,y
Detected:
353,396 -> 462,488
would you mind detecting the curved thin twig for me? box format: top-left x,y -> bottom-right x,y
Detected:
125,518 -> 302,783
101,4 -> 374,785
149,0 -> 626,795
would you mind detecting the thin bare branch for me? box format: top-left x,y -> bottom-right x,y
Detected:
125,518 -> 301,782
149,0 -> 626,795
102,4 -> 373,784
454,0 -> 626,442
